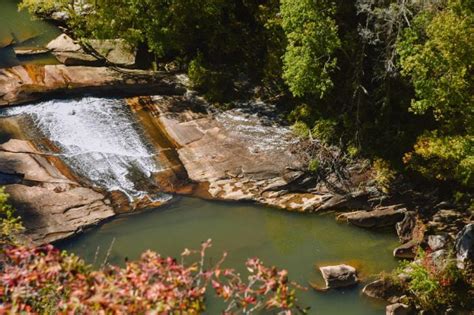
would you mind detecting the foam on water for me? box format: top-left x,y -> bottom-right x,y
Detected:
1,97 -> 168,201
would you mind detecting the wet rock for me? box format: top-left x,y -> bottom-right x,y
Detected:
386,303 -> 413,315
455,223 -> 474,269
87,39 -> 136,67
428,234 -> 449,251
393,239 -> 418,259
362,279 -> 403,303
338,205 -> 406,228
396,211 -> 417,243
319,264 -> 358,289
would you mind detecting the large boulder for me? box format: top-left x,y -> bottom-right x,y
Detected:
338,205 -> 406,228
455,223 -> 474,268
318,264 -> 358,289
87,39 -> 136,68
47,34 -> 103,66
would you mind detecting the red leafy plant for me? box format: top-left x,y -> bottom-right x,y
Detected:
0,239 -> 306,314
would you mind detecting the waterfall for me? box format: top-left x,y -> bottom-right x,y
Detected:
1,97 -> 169,201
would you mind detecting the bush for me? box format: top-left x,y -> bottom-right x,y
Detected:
396,250 -> 473,312
0,188 -> 23,247
0,240 -> 306,314
404,132 -> 474,188
311,119 -> 337,144
373,159 -> 396,194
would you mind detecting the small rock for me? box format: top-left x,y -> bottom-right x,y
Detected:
386,303 -> 413,315
50,11 -> 70,22
455,223 -> 474,269
427,234 -> 448,251
393,240 -> 418,259
319,264 -> 358,289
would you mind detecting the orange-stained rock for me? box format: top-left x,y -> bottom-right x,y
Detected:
0,138 -> 115,244
0,65 -> 185,106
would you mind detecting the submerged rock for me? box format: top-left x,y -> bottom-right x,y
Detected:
318,264 -> 358,289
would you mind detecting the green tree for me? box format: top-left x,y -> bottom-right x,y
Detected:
280,0 -> 340,98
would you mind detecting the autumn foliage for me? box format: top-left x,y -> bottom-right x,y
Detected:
0,240 -> 305,314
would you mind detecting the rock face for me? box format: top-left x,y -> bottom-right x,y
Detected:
318,264 -> 358,289
337,205 -> 406,228
0,138 -> 115,244
134,95 -> 373,212
0,65 -> 185,106
455,224 -> 474,268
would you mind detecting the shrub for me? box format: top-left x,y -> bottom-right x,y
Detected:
404,132 -> 474,188
311,119 -> 337,144
396,250 -> 473,312
373,159 -> 396,194
0,188 -> 23,247
0,240 -> 306,314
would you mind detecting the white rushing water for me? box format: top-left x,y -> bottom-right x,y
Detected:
1,97 -> 168,201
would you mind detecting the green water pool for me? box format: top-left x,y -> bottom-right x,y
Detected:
0,0 -> 60,67
61,197 -> 399,315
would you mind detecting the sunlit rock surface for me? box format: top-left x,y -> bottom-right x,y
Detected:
0,139 -> 115,244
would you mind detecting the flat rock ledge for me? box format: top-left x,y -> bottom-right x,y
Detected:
0,64 -> 185,107
0,138 -> 115,244
134,95 -> 375,212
